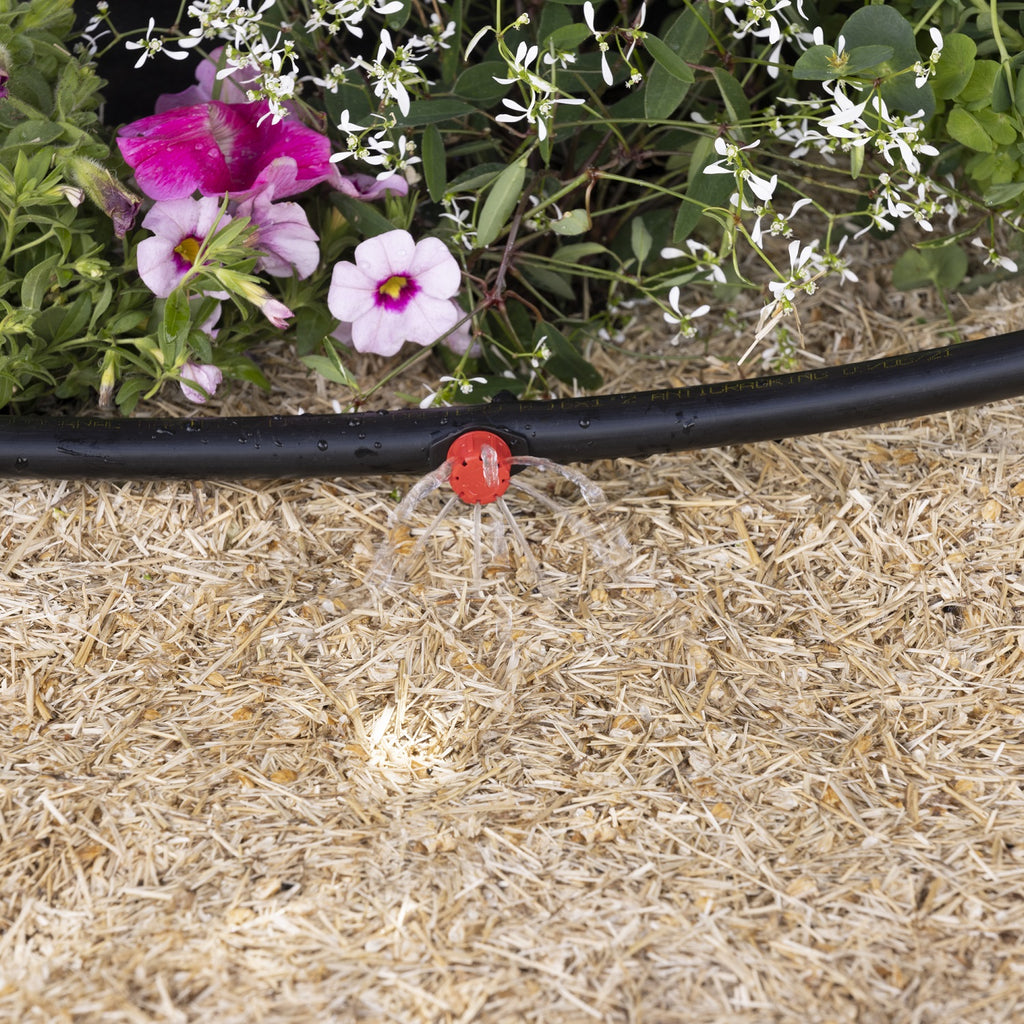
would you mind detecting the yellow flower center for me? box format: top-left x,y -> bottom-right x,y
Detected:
174,236 -> 202,265
378,274 -> 409,300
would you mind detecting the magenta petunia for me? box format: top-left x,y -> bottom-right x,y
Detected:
136,196 -> 230,297
328,229 -> 461,357
117,100 -> 344,202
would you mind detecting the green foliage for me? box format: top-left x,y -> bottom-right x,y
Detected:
3,0 -> 1024,413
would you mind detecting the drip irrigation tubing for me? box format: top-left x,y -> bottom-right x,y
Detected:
3,328 -> 1024,481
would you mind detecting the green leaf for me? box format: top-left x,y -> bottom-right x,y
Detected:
394,98 -> 475,126
51,294 -> 92,344
630,216 -> 652,268
544,23 -> 591,53
548,208 -> 591,235
537,321 -> 602,390
983,181 -> 1024,205
992,64 -> 1014,113
293,304 -> 337,357
454,62 -> 509,104
517,264 -> 576,301
551,242 -> 611,263
539,2 -> 573,40
974,107 -> 1017,146
643,4 -> 707,120
947,106 -> 997,152
301,353 -> 358,388
845,45 -> 896,74
794,44 -> 893,81
447,162 -> 507,192
673,143 -> 735,241
645,34 -> 696,85
932,33 -> 976,100
1015,64 -> 1024,115
475,157 -> 526,248
331,193 -> 396,237
645,63 -> 694,121
0,119 -> 64,150
839,5 -> 935,118
711,67 -> 751,128
670,1 -> 711,63
19,253 -> 59,310
891,245 -> 968,291
163,288 -> 191,339
422,124 -> 446,203
957,59 -> 1000,107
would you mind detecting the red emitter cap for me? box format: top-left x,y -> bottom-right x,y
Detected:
446,431 -> 513,504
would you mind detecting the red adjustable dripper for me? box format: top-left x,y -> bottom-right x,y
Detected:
446,431 -> 513,504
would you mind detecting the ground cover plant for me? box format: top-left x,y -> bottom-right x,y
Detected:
1,0 -> 1022,415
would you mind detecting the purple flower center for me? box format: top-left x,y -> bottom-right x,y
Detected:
375,273 -> 419,312
173,235 -> 202,272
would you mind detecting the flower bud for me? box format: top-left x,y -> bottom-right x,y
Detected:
179,361 -> 223,404
98,351 -> 117,409
213,269 -> 294,329
67,156 -> 142,238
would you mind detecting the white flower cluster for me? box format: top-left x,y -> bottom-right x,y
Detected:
76,1 -> 111,57
492,36 -> 585,142
346,21 -> 452,117
710,0 -> 814,78
753,236 -> 857,345
582,1 -> 647,87
329,109 -> 420,177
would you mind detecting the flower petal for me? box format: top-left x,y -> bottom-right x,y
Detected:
350,303 -> 411,356
136,236 -> 181,297
117,103 -> 244,199
328,260 -> 379,322
353,229 -> 416,278
407,236 -> 461,297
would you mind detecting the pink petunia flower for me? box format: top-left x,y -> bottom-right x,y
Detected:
234,190 -> 320,279
179,361 -> 223,403
336,172 -> 409,201
117,100 -> 344,202
136,196 -> 229,297
328,229 -> 461,356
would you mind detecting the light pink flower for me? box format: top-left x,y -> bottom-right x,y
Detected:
328,230 -> 461,356
117,100 -> 344,201
336,172 -> 409,200
136,196 -> 229,297
234,191 -> 320,279
179,361 -> 223,403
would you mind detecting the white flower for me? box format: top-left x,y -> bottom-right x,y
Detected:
663,287 -> 710,341
972,237 -> 1018,273
124,17 -> 189,68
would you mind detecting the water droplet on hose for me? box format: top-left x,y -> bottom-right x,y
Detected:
15,457 -> 27,468
579,417 -> 591,429
317,439 -> 329,451
373,441 -> 382,449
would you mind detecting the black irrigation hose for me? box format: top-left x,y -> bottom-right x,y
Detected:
3,328 -> 1024,481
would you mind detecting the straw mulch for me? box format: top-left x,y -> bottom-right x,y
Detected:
3,252 -> 1024,1023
